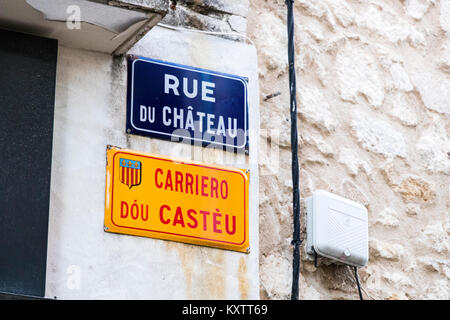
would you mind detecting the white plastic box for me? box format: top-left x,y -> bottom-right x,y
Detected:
306,190 -> 368,267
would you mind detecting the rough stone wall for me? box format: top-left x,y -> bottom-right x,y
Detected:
247,0 -> 449,300
161,0 -> 248,35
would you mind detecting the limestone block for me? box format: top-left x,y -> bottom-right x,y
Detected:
389,62 -> 413,92
252,12 -> 287,75
369,239 -> 405,261
440,0 -> 450,33
382,272 -> 413,288
424,280 -> 449,299
421,223 -> 449,254
319,264 -> 358,293
335,43 -> 384,107
376,208 -> 400,228
416,121 -> 450,174
303,135 -> 334,157
380,160 -> 398,187
397,176 -> 436,203
260,252 -> 292,299
327,0 -> 355,27
410,70 -> 450,115
351,110 -> 407,158
384,92 -> 419,127
337,147 -> 372,176
405,203 -> 420,216
298,83 -> 338,133
438,40 -> 450,73
355,3 -> 425,46
404,0 -> 432,20
299,280 -> 322,299
419,256 -> 449,275
296,0 -> 337,30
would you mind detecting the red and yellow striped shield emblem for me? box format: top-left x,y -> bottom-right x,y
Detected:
119,158 -> 142,188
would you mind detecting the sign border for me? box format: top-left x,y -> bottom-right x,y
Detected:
126,56 -> 249,151
104,146 -> 250,253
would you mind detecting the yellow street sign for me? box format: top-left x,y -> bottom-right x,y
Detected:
104,146 -> 250,253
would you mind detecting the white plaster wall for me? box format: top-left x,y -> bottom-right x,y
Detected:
45,26 -> 259,299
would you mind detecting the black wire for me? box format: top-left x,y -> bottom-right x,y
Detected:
285,0 -> 301,300
354,266 -> 363,300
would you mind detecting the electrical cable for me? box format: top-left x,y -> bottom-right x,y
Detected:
347,265 -> 373,300
285,0 -> 302,300
354,266 -> 363,300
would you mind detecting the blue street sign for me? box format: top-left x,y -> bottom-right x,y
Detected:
126,56 -> 249,152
